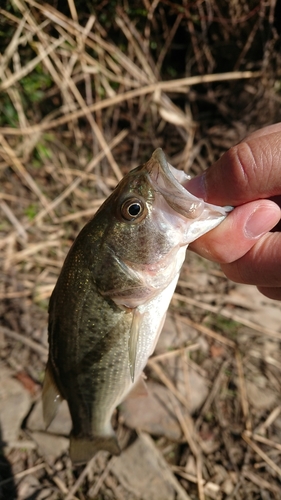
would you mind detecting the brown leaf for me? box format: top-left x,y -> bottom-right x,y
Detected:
15,371 -> 39,396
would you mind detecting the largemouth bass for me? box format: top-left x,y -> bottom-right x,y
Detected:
43,148 -> 232,465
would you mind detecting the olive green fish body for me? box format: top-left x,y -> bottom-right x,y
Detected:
43,149 -> 232,464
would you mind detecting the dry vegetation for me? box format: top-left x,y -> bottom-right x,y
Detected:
1,0 -> 281,499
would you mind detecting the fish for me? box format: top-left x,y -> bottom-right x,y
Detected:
42,148 -> 232,465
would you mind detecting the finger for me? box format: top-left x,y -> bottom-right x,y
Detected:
256,286 -> 281,301
243,122 -> 281,141
189,200 -> 281,263
220,232 -> 281,287
186,131 -> 281,206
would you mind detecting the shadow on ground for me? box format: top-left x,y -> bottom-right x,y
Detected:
0,427 -> 17,500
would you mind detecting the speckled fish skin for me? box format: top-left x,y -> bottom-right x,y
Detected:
42,148 -> 232,465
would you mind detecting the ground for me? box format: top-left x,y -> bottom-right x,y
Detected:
1,1 -> 281,499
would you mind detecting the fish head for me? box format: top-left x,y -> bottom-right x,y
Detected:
96,148 -> 232,267
145,148 -> 233,246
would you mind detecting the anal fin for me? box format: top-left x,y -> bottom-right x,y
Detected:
42,360 -> 63,429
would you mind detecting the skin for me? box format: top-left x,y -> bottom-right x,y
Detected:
186,123 -> 281,301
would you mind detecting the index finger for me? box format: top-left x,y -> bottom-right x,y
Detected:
244,122 -> 281,141
186,127 -> 281,206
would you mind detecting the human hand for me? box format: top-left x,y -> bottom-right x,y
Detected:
186,123 -> 281,300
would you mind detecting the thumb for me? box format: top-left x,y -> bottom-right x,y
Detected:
189,200 -> 281,263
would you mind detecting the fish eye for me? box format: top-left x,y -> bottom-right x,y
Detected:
120,197 -> 146,222
128,203 -> 141,216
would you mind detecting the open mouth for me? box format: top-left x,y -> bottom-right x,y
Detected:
148,148 -> 232,220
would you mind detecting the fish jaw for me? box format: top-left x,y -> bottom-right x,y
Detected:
147,148 -> 233,245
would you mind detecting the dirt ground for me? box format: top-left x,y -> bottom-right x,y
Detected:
1,1 -> 281,499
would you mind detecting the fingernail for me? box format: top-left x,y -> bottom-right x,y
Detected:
244,205 -> 280,238
185,173 -> 206,198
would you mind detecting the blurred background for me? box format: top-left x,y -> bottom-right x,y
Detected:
1,1 -> 281,499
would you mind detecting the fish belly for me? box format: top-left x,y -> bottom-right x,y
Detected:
133,269 -> 182,377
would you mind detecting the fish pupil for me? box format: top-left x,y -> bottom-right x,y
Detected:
120,197 -> 145,221
128,203 -> 141,216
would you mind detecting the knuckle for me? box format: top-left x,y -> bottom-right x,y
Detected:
227,143 -> 258,192
221,260 -> 248,283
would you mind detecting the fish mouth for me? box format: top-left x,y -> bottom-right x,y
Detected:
147,148 -> 232,220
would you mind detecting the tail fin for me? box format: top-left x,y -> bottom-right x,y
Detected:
70,434 -> 121,465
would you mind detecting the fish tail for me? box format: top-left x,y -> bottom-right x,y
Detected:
70,433 -> 121,465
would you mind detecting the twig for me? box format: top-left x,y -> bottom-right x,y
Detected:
195,359 -> 229,430
242,432 -> 281,478
172,293 -> 281,342
2,440 -> 36,450
0,200 -> 28,242
0,134 -> 51,213
242,469 -> 281,495
0,463 -> 45,487
171,395 -> 205,500
156,13 -> 183,72
0,36 -> 64,91
251,433 -> 281,453
88,456 -> 116,498
0,70 -> 262,136
31,128 -> 128,225
254,406 -> 281,435
235,350 -> 251,432
150,343 -> 200,363
1,326 -> 48,357
64,456 -> 97,500
175,314 -> 236,348
147,359 -> 189,409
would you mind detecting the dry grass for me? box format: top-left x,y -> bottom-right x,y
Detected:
0,0 -> 281,499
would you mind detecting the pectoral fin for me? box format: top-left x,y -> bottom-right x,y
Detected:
128,308 -> 142,383
42,361 -> 63,428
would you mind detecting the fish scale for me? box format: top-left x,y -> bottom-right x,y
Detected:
42,148 -> 232,464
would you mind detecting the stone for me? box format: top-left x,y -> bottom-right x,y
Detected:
31,431 -> 69,461
111,433 -> 191,500
27,399 -> 71,435
0,366 -> 30,443
164,356 -> 208,414
17,475 -> 41,500
120,381 -> 182,440
155,313 -> 199,355
176,366 -> 209,414
246,379 -> 276,410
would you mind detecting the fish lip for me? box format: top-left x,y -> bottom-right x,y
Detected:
147,148 -> 232,220
151,148 -> 190,197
